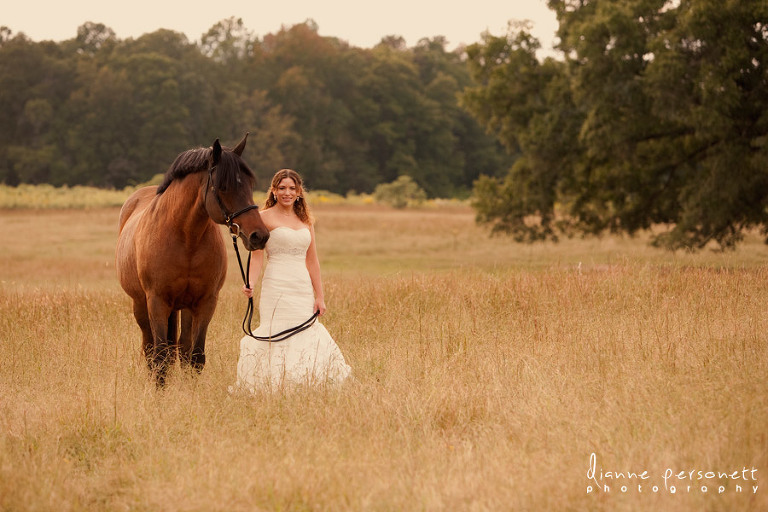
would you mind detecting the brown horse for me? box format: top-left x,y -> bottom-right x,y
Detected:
116,134 -> 269,385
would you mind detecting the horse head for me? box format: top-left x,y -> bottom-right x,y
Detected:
204,134 -> 270,251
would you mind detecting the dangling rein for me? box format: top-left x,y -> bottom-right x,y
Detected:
228,228 -> 318,342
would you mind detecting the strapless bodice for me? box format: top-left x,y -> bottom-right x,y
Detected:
265,226 -> 310,263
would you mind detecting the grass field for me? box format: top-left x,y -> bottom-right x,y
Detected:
1,204 -> 766,511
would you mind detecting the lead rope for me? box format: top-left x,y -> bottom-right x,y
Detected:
230,232 -> 318,342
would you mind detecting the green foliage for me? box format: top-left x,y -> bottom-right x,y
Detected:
464,24 -> 582,243
465,0 -> 768,250
374,175 -> 427,208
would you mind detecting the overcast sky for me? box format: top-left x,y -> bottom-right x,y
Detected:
4,0 -> 559,53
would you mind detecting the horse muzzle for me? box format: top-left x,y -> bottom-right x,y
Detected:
242,229 -> 269,251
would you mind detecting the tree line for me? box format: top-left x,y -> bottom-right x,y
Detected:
0,19 -> 512,198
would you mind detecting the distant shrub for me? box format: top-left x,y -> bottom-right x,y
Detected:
373,176 -> 426,209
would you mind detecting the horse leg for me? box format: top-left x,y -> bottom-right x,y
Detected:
132,299 -> 154,371
189,323 -> 209,373
189,299 -> 218,373
147,296 -> 173,386
178,309 -> 194,369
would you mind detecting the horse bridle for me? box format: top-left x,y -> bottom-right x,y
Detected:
205,164 -> 259,239
206,164 -> 318,342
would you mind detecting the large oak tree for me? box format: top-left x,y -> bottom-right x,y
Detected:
466,0 -> 768,249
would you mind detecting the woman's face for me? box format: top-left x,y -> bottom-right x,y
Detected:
274,177 -> 298,207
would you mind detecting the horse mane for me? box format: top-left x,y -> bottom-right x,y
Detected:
156,145 -> 255,195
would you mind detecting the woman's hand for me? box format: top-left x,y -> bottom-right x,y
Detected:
242,284 -> 254,298
314,297 -> 326,316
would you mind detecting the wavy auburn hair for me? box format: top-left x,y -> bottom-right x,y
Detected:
264,169 -> 313,224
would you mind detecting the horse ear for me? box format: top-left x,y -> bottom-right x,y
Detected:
212,139 -> 222,164
233,132 -> 249,156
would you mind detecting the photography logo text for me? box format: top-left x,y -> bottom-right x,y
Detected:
587,452 -> 759,496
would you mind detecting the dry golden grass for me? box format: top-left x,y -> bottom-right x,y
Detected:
1,205 -> 766,511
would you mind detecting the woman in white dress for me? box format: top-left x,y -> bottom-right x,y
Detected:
233,169 -> 351,391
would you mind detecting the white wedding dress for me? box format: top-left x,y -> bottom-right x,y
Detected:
234,227 -> 351,391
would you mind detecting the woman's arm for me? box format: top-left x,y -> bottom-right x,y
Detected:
305,224 -> 326,315
242,249 -> 264,298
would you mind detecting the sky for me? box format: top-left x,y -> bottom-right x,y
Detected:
4,0 -> 559,53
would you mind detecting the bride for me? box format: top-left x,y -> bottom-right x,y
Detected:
233,169 -> 351,391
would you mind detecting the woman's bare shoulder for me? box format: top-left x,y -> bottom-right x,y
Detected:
258,208 -> 277,230
260,207 -> 282,222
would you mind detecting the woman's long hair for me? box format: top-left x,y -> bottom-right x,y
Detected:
264,169 -> 313,224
